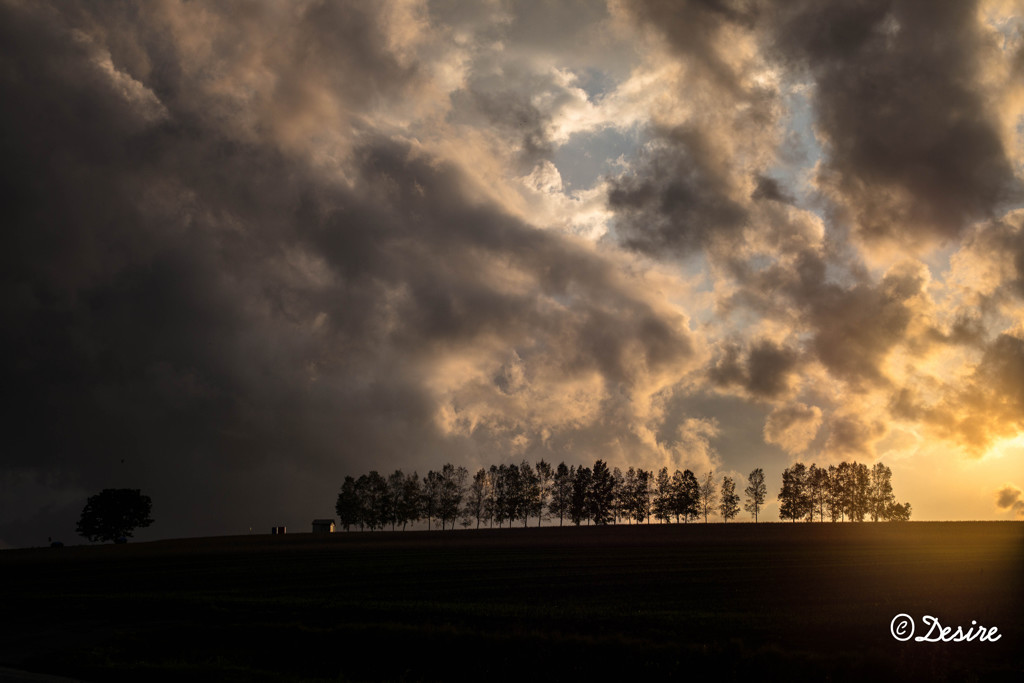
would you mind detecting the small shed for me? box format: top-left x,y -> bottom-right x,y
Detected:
311,519 -> 336,534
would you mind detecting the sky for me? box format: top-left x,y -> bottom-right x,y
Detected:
2,0 -> 1024,547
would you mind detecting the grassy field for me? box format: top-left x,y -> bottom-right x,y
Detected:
1,522 -> 1021,682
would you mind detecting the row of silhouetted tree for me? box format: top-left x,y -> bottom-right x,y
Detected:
334,459 -> 910,531
778,461 -> 911,522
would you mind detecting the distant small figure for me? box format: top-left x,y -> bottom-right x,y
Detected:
114,536 -> 128,544
50,540 -> 63,548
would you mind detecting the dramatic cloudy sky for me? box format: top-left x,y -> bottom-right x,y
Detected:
3,0 -> 1023,546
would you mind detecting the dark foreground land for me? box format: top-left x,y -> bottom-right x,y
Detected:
1,522 -> 1021,682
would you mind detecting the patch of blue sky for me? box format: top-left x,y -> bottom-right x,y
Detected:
552,123 -> 643,192
573,67 -> 619,103
768,84 -> 823,209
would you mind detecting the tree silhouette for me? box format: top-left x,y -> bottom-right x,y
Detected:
632,468 -> 652,523
533,460 -> 553,527
698,471 -> 717,523
826,464 -> 841,521
869,462 -> 895,521
504,463 -> 525,527
887,501 -> 912,521
719,476 -> 740,522
387,470 -> 406,530
422,470 -> 443,530
851,462 -> 871,521
612,467 -> 626,523
744,468 -> 766,522
653,467 -> 673,523
549,462 -> 572,526
668,470 -> 686,522
76,488 -> 153,543
570,465 -> 591,525
674,469 -> 700,522
519,460 -> 540,527
492,464 -> 524,528
359,471 -> 389,530
778,463 -> 810,522
439,463 -> 468,530
589,460 -> 616,525
336,476 -> 362,531
807,465 -> 829,522
334,457 -> 912,530
464,468 -> 490,529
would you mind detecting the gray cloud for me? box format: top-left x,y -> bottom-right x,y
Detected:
0,0 -> 702,546
622,0 -> 759,96
607,127 -> 749,255
448,68 -> 556,168
709,339 -> 801,398
823,413 -> 887,458
751,175 -> 795,205
763,403 -> 823,455
608,0 -> 1022,394
770,0 -> 1022,244
995,484 -> 1024,517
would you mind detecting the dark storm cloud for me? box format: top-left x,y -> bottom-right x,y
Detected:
709,339 -> 800,398
716,245 -> 923,391
614,0 -> 1021,249
805,264 -> 924,389
607,126 -> 749,255
606,0 -> 779,259
770,0 -> 1022,244
751,175 -> 794,205
0,0 -> 698,546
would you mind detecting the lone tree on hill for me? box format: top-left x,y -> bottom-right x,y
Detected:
76,488 -> 154,543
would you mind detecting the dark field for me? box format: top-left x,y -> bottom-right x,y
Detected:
1,522 -> 1021,682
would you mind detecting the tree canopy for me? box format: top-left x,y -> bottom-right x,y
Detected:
76,488 -> 154,543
